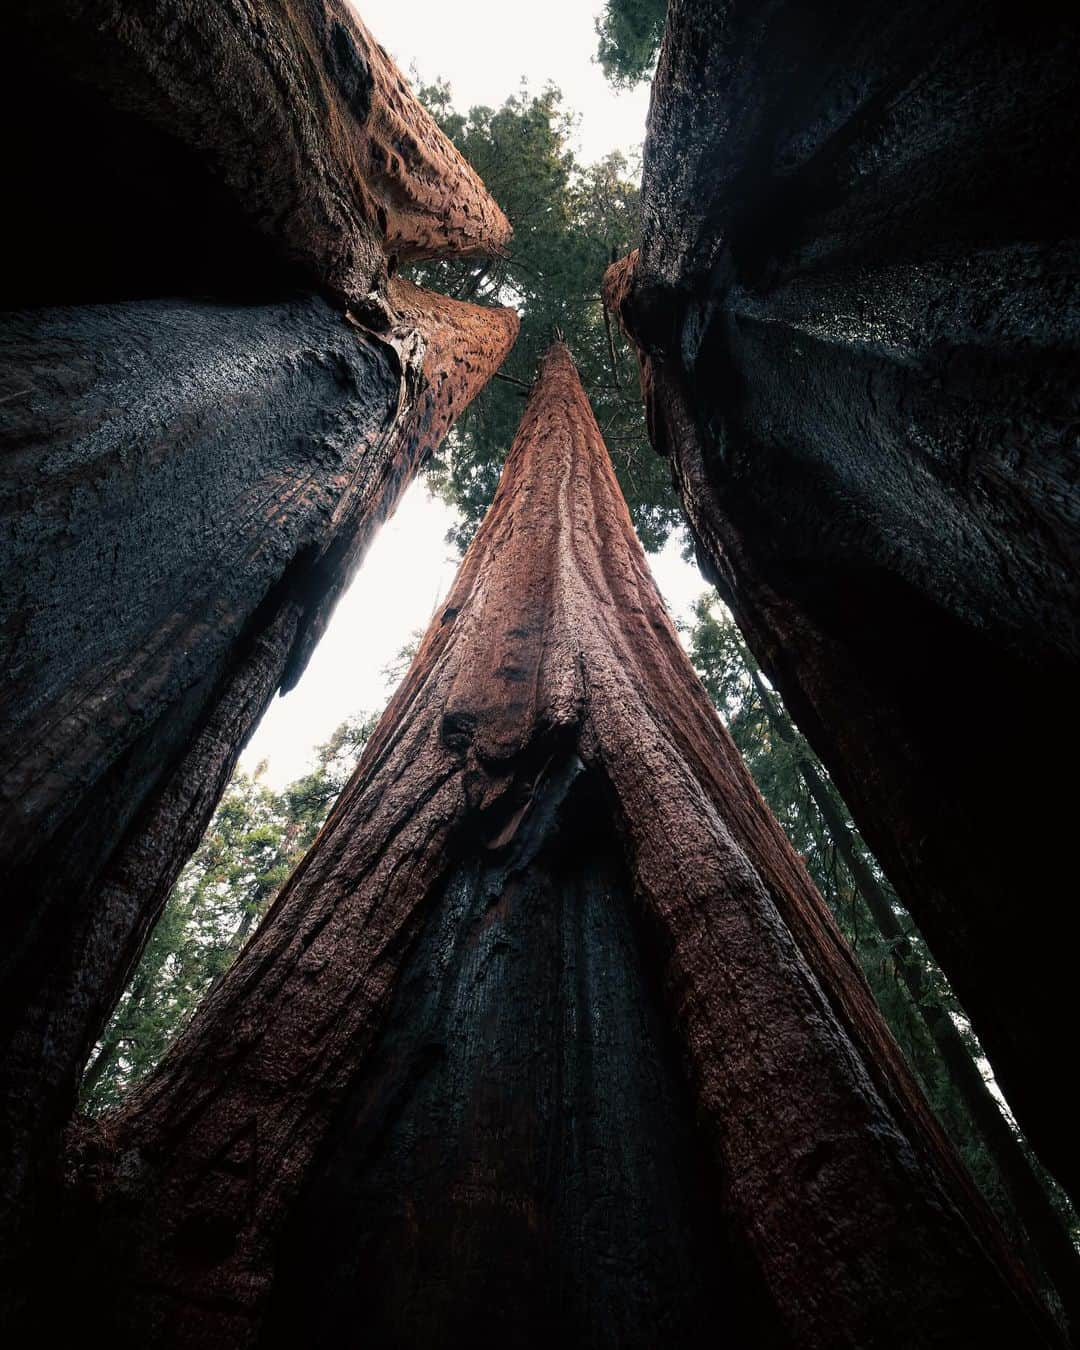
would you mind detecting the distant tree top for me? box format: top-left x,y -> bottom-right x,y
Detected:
595,0 -> 667,89
408,78 -> 683,555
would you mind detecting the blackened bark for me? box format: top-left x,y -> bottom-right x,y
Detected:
606,0 -> 1080,1203
268,763 -> 785,1349
0,284 -> 516,1297
72,346 -> 1059,1349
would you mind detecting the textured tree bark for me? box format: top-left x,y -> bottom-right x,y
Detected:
2,0 -> 511,308
604,0 -> 1080,1205
0,0 -> 517,1291
0,282 -> 517,1297
71,346 -> 1060,1349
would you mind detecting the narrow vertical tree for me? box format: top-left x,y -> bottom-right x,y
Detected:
0,0 -> 516,1292
68,346 -> 1059,1349
81,715 -> 376,1113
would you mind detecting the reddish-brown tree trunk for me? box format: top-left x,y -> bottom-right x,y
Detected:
604,0 -> 1080,1206
69,346 -> 1060,1349
0,0 -> 516,1293
2,0 -> 511,309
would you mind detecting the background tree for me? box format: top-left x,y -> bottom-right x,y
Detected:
687,593 -> 1080,1330
81,716 -> 376,1112
408,80 -> 681,552
595,0 -> 667,87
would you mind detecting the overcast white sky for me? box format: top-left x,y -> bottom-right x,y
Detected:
241,0 -> 707,787
356,0 -> 652,163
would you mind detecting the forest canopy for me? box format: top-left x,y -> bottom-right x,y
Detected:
408,79 -> 682,553
595,0 -> 667,87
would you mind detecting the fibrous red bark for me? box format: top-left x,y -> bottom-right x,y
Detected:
0,0 -> 516,1290
605,0 -> 1080,1205
74,346 -> 1058,1349
3,0 -> 510,308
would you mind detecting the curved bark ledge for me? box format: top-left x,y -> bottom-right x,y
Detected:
606,0 -> 1080,1204
3,0 -> 510,308
72,347 -> 1059,1348
0,283 -> 518,1291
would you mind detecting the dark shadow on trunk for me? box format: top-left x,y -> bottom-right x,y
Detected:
267,757 -> 786,1349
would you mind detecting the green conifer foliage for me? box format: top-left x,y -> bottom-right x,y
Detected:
408,80 -> 681,553
81,716 -> 376,1111
595,0 -> 667,88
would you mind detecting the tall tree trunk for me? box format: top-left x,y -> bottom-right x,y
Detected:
747,661 -> 1080,1336
0,283 -> 517,1304
604,0 -> 1080,1203
1,0 -> 516,1299
2,0 -> 511,309
67,345 -> 1060,1349
79,966 -> 159,1104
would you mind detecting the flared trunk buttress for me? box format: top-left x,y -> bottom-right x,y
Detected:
604,0 -> 1080,1205
2,0 -> 511,309
70,346 -> 1060,1349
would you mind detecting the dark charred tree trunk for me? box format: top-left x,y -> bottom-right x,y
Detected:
605,0 -> 1080,1204
747,663 -> 1080,1335
0,0 -> 516,1296
66,346 -> 1061,1349
0,286 -> 515,1311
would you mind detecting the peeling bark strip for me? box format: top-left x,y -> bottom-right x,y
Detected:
3,0 -> 510,308
606,0 -> 1080,1204
0,283 -> 517,1289
82,347 -> 1057,1349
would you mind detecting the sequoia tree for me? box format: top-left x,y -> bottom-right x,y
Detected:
0,0 -> 516,1289
57,345 -> 1060,1350
605,0 -> 1080,1202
